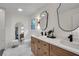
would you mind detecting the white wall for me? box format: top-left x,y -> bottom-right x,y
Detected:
45,4 -> 71,38
0,9 -> 5,50
31,4 -> 71,39
5,12 -> 30,48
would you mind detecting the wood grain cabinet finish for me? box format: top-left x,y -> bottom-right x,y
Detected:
37,40 -> 50,56
31,36 -> 78,56
31,37 -> 38,55
50,44 -> 78,56
31,37 -> 50,56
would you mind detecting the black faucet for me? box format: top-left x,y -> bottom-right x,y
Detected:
41,32 -> 43,36
68,34 -> 73,42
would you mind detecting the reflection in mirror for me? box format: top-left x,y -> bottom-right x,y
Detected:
15,23 -> 24,43
57,3 -> 79,32
40,11 -> 48,31
31,18 -> 36,30
15,26 -> 18,40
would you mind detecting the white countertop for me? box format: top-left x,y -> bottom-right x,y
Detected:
32,35 -> 79,55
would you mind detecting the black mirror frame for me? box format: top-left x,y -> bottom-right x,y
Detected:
57,3 -> 79,32
40,11 -> 48,31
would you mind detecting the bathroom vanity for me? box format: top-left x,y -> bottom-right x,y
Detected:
31,35 -> 79,56
31,36 -> 50,56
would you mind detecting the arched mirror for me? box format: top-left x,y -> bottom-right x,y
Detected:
40,11 -> 48,31
15,23 -> 24,43
57,3 -> 79,32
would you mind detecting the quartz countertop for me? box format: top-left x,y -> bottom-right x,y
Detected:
32,35 -> 79,55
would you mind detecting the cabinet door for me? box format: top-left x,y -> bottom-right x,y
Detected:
31,37 -> 38,55
50,44 -> 78,56
37,40 -> 50,56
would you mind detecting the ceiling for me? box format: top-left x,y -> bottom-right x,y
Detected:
59,3 -> 79,13
0,3 -> 48,17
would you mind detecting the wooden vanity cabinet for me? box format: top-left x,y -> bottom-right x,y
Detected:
37,40 -> 50,56
31,36 -> 50,56
31,36 -> 78,56
50,44 -> 78,56
31,37 -> 38,55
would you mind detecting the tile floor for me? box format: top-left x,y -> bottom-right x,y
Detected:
2,40 -> 33,56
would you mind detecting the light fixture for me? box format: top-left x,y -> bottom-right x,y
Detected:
17,8 -> 23,12
0,9 -> 3,12
21,26 -> 24,30
37,23 -> 40,30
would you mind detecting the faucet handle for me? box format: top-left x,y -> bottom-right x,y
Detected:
68,34 -> 72,38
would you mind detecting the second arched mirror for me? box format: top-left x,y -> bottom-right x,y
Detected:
57,3 -> 79,32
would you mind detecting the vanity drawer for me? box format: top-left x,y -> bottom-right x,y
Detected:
31,37 -> 38,43
38,40 -> 49,49
37,40 -> 50,56
50,44 -> 78,56
37,47 -> 49,56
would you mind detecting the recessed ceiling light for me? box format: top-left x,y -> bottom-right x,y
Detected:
17,8 -> 23,12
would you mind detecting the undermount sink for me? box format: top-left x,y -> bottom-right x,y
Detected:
60,38 -> 79,49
